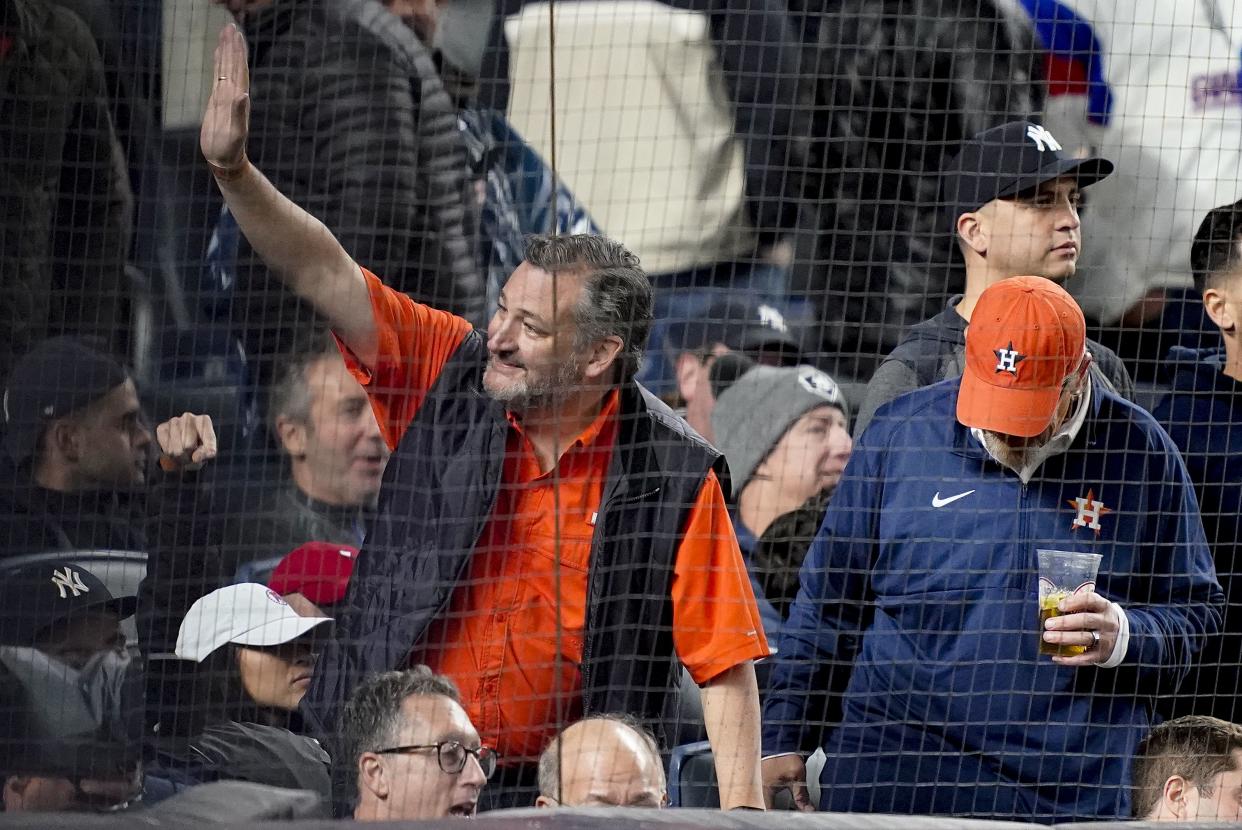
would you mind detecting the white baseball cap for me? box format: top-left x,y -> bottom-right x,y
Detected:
175,583 -> 333,663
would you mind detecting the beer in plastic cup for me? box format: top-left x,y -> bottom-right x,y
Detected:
1037,549 -> 1102,657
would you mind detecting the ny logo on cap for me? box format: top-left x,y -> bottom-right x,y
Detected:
51,567 -> 89,599
994,342 -> 1026,375
1026,124 -> 1063,153
757,304 -> 789,333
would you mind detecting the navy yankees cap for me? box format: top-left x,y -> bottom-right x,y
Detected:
1,337 -> 129,465
667,296 -> 803,361
0,560 -> 137,646
942,121 -> 1114,226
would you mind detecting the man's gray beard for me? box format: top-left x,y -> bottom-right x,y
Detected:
979,430 -> 1046,474
484,356 -> 585,414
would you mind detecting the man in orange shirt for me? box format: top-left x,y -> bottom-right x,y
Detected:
199,25 -> 768,810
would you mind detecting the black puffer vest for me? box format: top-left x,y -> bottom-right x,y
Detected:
303,330 -> 724,747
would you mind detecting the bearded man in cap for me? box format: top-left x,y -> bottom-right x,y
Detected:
0,337 -> 216,559
761,277 -> 1223,821
853,120 -> 1134,437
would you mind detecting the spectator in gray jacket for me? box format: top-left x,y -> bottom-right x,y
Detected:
854,121 -> 1134,437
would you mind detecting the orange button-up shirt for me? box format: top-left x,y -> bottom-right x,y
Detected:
339,268 -> 769,762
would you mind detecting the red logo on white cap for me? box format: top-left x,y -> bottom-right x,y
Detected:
266,589 -> 288,606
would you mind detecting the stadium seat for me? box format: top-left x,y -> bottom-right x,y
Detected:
667,742 -> 826,809
667,740 -> 717,808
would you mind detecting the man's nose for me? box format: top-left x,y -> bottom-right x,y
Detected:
488,318 -> 517,353
460,753 -> 488,788
1058,201 -> 1081,230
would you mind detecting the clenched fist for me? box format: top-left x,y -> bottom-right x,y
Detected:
156,413 -> 217,472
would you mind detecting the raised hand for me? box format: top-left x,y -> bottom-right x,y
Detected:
200,24 -> 251,177
156,413 -> 218,472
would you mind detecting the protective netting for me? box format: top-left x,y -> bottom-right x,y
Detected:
1,0 -> 1241,822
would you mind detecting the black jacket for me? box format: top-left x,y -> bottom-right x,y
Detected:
1153,347 -> 1242,723
0,0 -> 133,377
233,0 -> 484,383
303,330 -> 725,748
0,467 -> 147,559
146,720 -> 331,808
793,0 -> 1043,365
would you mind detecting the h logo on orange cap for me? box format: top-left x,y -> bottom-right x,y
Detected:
957,277 -> 1087,438
994,342 -> 1026,375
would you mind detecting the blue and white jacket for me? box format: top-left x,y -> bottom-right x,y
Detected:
763,378 -> 1223,822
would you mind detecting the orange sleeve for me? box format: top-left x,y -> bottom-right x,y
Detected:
672,469 -> 771,685
334,267 -> 473,449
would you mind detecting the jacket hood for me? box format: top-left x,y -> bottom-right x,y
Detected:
1162,346 -> 1235,395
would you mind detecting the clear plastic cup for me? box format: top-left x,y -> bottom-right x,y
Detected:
1037,549 -> 1102,657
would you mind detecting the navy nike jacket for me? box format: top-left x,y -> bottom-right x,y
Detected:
763,379 -> 1223,822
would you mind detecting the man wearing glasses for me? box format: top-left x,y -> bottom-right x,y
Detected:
343,667 -> 495,820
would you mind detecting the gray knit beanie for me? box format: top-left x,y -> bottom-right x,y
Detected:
711,364 -> 848,497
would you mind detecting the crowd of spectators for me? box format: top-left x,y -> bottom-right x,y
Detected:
2,0 -> 1242,824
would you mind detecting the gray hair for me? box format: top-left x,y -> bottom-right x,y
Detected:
339,667 -> 462,797
266,332 -> 340,435
537,714 -> 664,801
523,234 -> 652,380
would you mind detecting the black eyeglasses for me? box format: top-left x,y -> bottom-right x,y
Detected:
375,741 -> 499,779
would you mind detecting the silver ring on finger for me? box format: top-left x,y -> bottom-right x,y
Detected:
1089,630 -> 1101,649
218,75 -> 228,81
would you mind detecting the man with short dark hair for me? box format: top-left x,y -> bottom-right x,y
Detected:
1153,199 -> 1242,724
343,667 -> 492,821
267,335 -> 391,513
1132,715 -> 1242,822
201,25 -> 768,810
853,120 -> 1134,437
0,337 -> 213,559
762,277 -> 1221,820
535,715 -> 666,809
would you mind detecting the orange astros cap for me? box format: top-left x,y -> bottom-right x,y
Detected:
957,276 -> 1086,438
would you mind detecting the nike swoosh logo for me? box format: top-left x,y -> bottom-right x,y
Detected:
932,490 -> 976,508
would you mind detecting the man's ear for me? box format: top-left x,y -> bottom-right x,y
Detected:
47,419 -> 83,464
675,352 -> 704,400
582,335 -> 625,382
1203,286 -> 1237,334
1161,774 -> 1192,820
358,753 -> 389,800
275,415 -> 308,458
534,795 -> 555,808
957,211 -> 988,257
